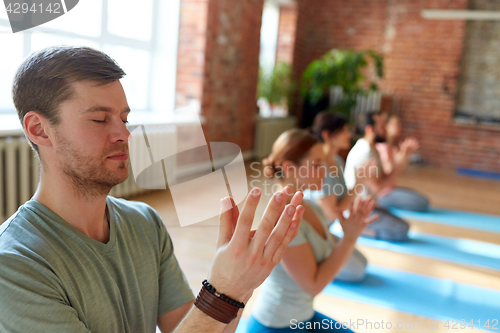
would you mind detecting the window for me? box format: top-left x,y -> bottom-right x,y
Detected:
0,0 -> 180,115
259,1 -> 280,74
454,1 -> 500,125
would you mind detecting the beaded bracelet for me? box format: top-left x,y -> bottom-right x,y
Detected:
202,279 -> 245,309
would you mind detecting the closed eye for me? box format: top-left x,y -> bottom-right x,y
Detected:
92,120 -> 129,124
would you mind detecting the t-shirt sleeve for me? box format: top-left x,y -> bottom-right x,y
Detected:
152,210 -> 195,316
345,143 -> 372,189
0,253 -> 91,333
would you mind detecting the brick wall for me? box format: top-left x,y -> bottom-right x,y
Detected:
275,5 -> 298,65
292,0 -> 500,172
200,0 -> 264,152
175,0 -> 210,108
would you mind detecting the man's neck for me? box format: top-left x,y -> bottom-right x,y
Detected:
32,170 -> 110,243
386,135 -> 398,147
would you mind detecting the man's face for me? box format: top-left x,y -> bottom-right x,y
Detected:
49,80 -> 130,196
373,114 -> 387,143
387,116 -> 402,139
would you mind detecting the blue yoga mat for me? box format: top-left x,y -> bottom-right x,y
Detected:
457,168 -> 500,181
388,207 -> 500,234
330,225 -> 500,271
324,265 -> 500,332
235,318 -> 248,333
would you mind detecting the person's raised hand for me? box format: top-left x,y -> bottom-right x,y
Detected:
208,187 -> 305,303
335,195 -> 378,241
400,137 -> 419,157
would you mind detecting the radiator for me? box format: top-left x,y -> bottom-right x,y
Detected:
330,86 -> 382,128
0,136 -> 39,223
254,115 -> 297,160
0,126 -> 177,223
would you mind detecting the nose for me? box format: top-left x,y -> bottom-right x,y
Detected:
110,118 -> 130,144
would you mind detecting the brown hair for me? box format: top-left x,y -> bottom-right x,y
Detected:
12,45 -> 126,155
262,129 -> 319,178
312,111 -> 348,142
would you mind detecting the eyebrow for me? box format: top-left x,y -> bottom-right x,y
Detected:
83,106 -> 131,114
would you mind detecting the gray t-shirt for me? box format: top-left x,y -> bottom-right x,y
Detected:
250,199 -> 336,328
304,155 -> 348,204
0,196 -> 194,333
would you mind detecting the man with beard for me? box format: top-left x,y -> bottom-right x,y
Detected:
0,46 -> 304,333
344,112 -> 410,241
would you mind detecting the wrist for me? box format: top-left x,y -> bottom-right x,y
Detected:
205,277 -> 251,304
341,233 -> 359,244
194,279 -> 247,324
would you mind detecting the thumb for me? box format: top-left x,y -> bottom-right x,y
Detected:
334,207 -> 346,224
217,197 -> 235,248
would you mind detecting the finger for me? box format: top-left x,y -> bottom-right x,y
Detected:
232,188 -> 261,244
334,207 -> 346,223
249,229 -> 257,239
228,197 -> 240,234
270,205 -> 305,264
348,195 -> 356,214
277,186 -> 292,216
365,197 -> 377,216
252,190 -> 288,252
262,204 -> 296,259
352,195 -> 361,215
365,214 -> 379,225
291,204 -> 304,224
217,197 -> 236,247
357,199 -> 368,218
360,196 -> 373,216
290,190 -> 304,207
268,186 -> 291,227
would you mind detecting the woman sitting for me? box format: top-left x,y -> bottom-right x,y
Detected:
247,129 -> 377,333
375,114 -> 429,212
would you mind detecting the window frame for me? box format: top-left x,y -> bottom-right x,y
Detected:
0,0 -> 180,116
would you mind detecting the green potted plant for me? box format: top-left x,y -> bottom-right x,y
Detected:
300,49 -> 383,125
257,61 -> 295,117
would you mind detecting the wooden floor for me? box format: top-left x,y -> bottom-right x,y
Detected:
131,163 -> 500,333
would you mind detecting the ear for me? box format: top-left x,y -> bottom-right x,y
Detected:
365,124 -> 374,134
321,129 -> 331,142
24,111 -> 53,148
281,160 -> 295,178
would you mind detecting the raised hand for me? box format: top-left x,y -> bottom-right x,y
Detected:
335,195 -> 378,241
400,137 -> 420,157
208,187 -> 305,303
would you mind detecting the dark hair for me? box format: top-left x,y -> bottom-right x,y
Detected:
263,129 -> 320,178
312,111 -> 348,142
13,45 -> 126,154
358,111 -> 379,136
